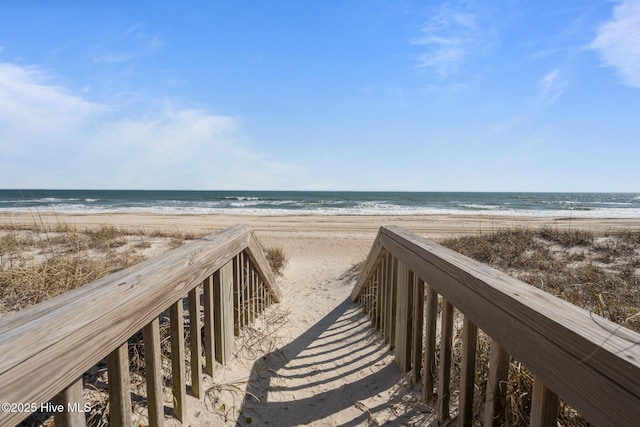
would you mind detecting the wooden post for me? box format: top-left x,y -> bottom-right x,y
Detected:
412,277 -> 424,385
143,317 -> 164,427
394,261 -> 412,372
188,286 -> 203,399
169,299 -> 187,422
437,299 -> 454,423
531,376 -> 559,427
214,261 -> 235,366
422,286 -> 438,401
203,276 -> 215,376
52,377 -> 85,427
106,343 -> 132,427
483,339 -> 510,427
459,316 -> 478,427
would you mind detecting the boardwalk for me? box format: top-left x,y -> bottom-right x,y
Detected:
201,235 -> 435,426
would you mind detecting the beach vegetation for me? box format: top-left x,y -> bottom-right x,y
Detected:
264,245 -> 288,277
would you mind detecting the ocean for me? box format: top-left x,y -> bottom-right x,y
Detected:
0,190 -> 639,218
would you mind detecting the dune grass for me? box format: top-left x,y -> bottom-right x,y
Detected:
437,226 -> 639,426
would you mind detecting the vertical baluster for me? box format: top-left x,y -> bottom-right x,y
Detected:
384,253 -> 394,345
214,261 -> 235,366
233,255 -> 241,336
437,299 -> 454,423
388,256 -> 398,349
52,378 -> 85,427
380,254 -> 388,341
243,253 -> 250,328
143,317 -> 164,427
369,273 -> 376,323
251,265 -> 257,322
365,282 -> 372,319
531,377 -> 559,427
394,261 -> 412,372
483,339 -> 510,427
412,277 -> 425,385
203,276 -> 215,376
459,316 -> 478,427
375,265 -> 382,329
107,343 -> 132,427
188,286 -> 203,399
422,286 -> 438,401
169,299 -> 186,422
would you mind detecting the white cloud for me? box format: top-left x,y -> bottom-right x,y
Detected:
591,0 -> 640,88
0,61 -> 303,189
0,62 -> 102,155
412,2 -> 498,77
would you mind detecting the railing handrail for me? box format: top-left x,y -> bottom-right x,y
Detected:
0,223 -> 280,425
351,225 -> 640,426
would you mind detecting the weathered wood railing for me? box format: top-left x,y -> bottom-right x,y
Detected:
351,226 -> 640,426
0,224 -> 281,426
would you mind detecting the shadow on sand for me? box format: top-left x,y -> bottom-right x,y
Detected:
234,297 -> 435,426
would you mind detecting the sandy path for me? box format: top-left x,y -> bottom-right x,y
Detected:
181,230 -> 434,426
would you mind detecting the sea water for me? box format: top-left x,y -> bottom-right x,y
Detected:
1,190 -> 639,218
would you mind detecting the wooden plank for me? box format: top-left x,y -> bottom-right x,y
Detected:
214,261 -> 235,366
52,377 -> 85,427
531,376 -> 559,427
203,276 -> 215,376
422,286 -> 438,401
412,277 -> 424,385
437,299 -> 454,423
458,316 -> 478,427
188,286 -> 203,399
106,343 -> 132,427
483,339 -> 510,427
0,224 -> 253,426
169,299 -> 187,422
394,261 -> 412,372
376,226 -> 640,426
143,318 -> 164,427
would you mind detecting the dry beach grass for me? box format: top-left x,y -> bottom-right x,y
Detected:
1,213 -> 639,425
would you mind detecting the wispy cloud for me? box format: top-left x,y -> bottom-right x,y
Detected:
538,68 -> 565,103
412,1 -> 498,77
93,53 -> 133,64
591,0 -> 640,88
0,61 -> 302,189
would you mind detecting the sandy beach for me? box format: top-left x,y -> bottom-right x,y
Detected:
3,212 -> 640,425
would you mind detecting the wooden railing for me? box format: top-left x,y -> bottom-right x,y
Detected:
0,224 -> 281,426
351,226 -> 640,426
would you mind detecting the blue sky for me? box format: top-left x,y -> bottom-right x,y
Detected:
0,1 -> 638,191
